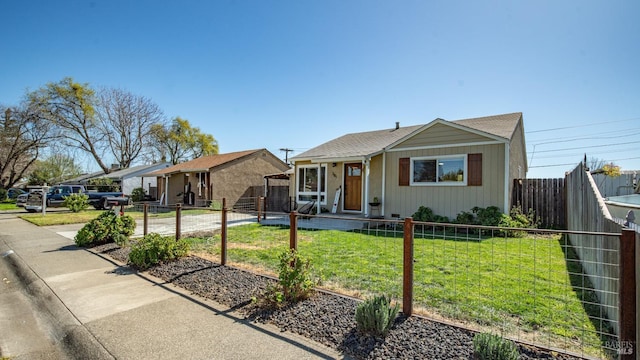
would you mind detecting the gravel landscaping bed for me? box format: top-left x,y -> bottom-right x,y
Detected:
92,244 -> 584,360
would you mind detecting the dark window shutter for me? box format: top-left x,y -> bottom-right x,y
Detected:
399,157 -> 410,186
468,153 -> 482,186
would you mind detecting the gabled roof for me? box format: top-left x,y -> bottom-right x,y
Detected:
449,112 -> 522,140
291,125 -> 423,162
61,170 -> 105,185
292,112 -> 523,162
104,162 -> 172,180
151,149 -> 266,176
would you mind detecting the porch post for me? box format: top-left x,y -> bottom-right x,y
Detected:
317,163 -> 322,214
364,159 -> 370,217
164,176 -> 169,205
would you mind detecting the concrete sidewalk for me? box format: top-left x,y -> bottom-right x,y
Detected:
0,214 -> 344,359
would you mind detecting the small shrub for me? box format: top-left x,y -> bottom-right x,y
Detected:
0,188 -> 7,200
455,210 -> 476,225
74,211 -> 136,247
210,200 -> 223,210
412,206 -> 434,222
355,295 -> 399,337
473,332 -> 519,360
131,187 -> 146,202
264,249 -> 317,306
473,206 -> 503,227
63,193 -> 89,212
128,233 -> 190,269
498,206 -> 538,237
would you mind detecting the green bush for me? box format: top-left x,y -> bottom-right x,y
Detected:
498,206 -> 538,237
473,332 -> 519,360
210,200 -> 223,211
63,193 -> 89,212
355,295 -> 399,337
74,211 -> 136,247
264,249 -> 317,306
128,233 -> 190,269
472,206 -> 503,226
412,206 -> 449,223
131,187 -> 146,202
0,188 -> 7,200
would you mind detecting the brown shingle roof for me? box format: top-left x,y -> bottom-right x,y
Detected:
152,149 -> 263,175
450,112 -> 522,140
292,112 -> 523,162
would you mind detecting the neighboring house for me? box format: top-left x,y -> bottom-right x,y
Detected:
290,112 -> 528,219
592,170 -> 639,197
100,163 -> 172,197
151,149 -> 290,207
61,170 -> 105,185
62,163 -> 172,198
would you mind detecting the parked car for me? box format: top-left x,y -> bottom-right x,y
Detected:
7,188 -> 27,199
24,185 -> 130,212
16,189 -> 39,207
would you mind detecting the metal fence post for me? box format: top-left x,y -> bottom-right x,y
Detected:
143,203 -> 148,236
175,203 -> 182,240
289,211 -> 298,251
221,198 -> 227,266
403,217 -> 414,317
620,228 -> 636,359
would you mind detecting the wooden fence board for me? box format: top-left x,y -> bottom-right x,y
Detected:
512,178 -> 566,229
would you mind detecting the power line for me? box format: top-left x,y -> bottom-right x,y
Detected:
530,156 -> 640,169
531,141 -> 639,154
526,116 -> 640,134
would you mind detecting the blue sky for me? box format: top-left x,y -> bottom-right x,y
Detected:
1,0 -> 639,178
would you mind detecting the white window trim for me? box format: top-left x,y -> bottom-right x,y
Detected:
410,154 -> 468,186
297,164 -> 328,205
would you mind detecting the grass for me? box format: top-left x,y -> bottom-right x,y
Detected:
16,207 -> 215,226
0,201 -> 20,211
185,223 -> 614,358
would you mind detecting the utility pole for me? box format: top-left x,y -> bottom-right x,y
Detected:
280,148 -> 294,164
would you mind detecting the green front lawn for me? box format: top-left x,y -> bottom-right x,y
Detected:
17,207 -> 215,226
185,223 -> 612,358
0,202 -> 20,211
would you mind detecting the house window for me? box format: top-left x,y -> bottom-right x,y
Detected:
410,155 -> 466,185
297,165 -> 327,203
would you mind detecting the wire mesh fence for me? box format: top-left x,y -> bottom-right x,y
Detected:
130,199 -> 629,359
410,222 -> 620,359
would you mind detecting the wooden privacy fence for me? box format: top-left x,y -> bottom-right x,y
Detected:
512,178 -> 566,229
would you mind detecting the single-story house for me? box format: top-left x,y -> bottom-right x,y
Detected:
150,149 -> 290,207
62,163 -> 171,198
101,162 -> 171,197
289,112 -> 528,219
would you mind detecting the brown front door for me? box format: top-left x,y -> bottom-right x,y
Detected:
344,163 -> 362,211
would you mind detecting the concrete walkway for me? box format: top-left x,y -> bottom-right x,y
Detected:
0,213 -> 345,359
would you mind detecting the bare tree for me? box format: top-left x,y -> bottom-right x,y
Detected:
96,88 -> 165,168
0,104 -> 55,189
27,77 -> 112,173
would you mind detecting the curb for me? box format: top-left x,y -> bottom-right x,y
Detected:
1,241 -> 114,360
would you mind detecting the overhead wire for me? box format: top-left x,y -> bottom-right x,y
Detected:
525,116 -> 640,169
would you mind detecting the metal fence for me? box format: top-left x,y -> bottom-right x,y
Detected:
128,198 -> 635,359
